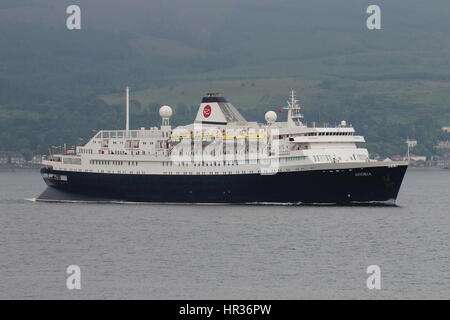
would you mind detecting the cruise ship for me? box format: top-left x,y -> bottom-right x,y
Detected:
38,89 -> 408,204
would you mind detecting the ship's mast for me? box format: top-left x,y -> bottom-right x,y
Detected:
284,90 -> 304,127
125,86 -> 130,131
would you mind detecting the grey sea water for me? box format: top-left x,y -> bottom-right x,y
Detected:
0,169 -> 449,299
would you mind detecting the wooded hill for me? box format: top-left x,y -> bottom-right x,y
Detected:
1,0 -> 449,159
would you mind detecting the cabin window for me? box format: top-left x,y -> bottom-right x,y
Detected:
125,140 -> 140,148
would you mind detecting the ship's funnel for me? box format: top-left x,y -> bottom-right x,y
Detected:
194,93 -> 246,125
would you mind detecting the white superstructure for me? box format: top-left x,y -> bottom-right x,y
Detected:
43,90 -> 395,177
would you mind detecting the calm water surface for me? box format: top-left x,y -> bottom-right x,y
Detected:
0,169 -> 449,299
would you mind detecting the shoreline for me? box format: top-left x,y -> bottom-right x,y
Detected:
407,166 -> 449,171
0,166 -> 41,172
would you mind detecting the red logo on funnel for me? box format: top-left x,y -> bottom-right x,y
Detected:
203,105 -> 212,118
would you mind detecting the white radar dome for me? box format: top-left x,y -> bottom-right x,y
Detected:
265,111 -> 277,123
159,105 -> 173,118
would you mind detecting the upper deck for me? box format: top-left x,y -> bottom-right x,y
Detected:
41,90 -> 389,174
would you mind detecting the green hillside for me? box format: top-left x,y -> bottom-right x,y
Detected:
1,0 -> 450,158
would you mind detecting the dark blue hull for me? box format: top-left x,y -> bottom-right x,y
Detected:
38,165 -> 408,204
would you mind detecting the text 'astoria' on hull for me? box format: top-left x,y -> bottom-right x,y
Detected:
38,89 -> 408,205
